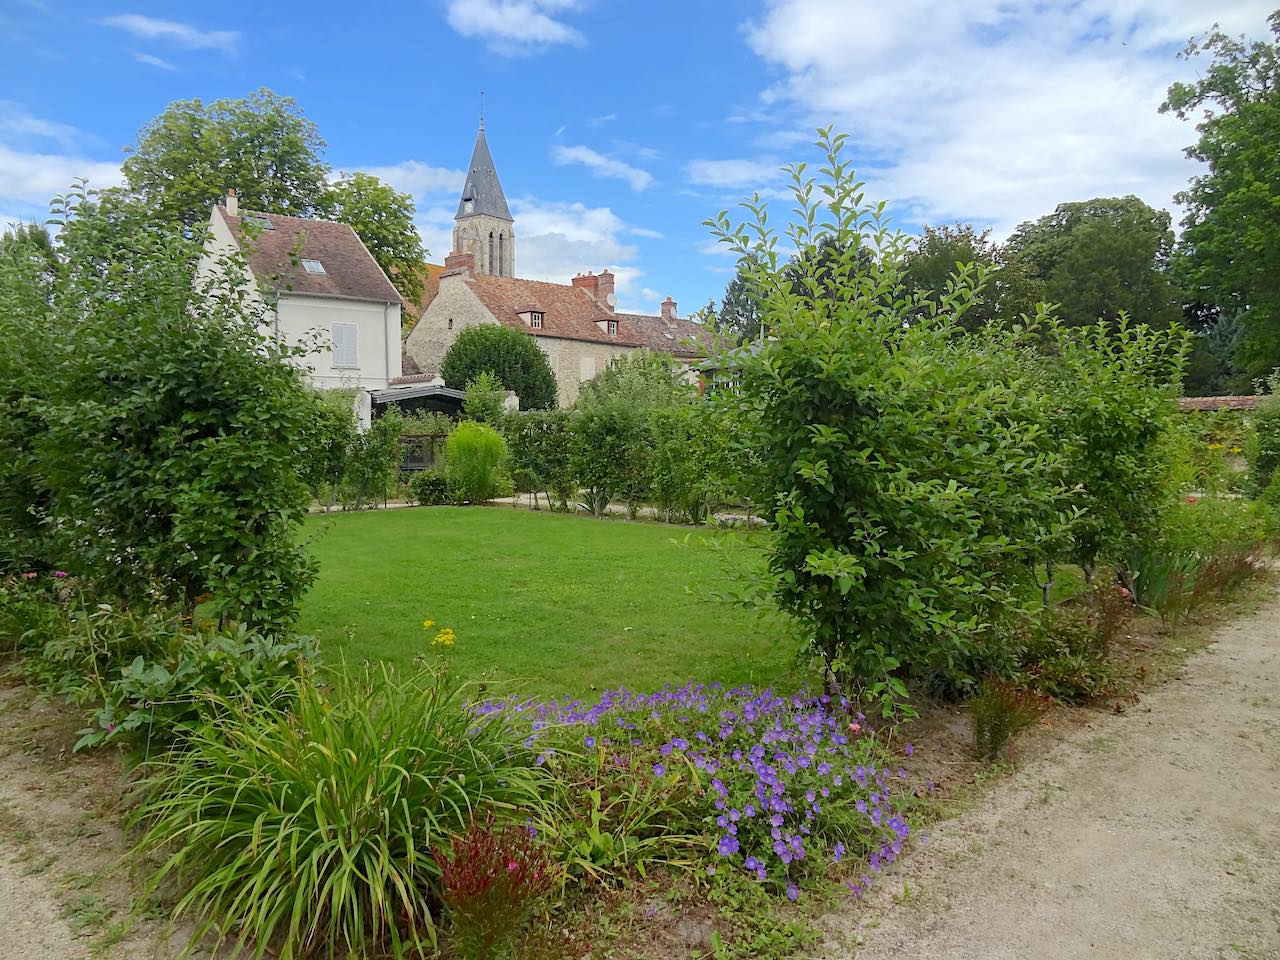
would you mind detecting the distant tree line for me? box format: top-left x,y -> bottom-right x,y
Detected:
713,12 -> 1280,396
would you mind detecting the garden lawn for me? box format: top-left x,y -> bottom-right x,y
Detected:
297,506 -> 797,697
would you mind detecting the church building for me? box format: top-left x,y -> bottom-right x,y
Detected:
403,122 -> 714,406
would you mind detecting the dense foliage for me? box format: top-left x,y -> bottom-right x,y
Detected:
445,421 -> 512,503
132,662 -> 549,960
1,185 -> 317,631
441,324 -> 558,410
1163,13 -> 1280,384
327,171 -> 427,304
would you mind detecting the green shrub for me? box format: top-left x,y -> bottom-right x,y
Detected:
302,391 -> 359,512
408,470 -> 451,506
503,410 -> 576,510
1247,388 -> 1280,495
132,662 -> 549,960
649,404 -> 732,524
570,402 -> 650,517
971,679 -> 1046,761
1017,607 -> 1114,703
463,370 -> 506,424
0,572 -> 70,657
340,406 -> 405,510
76,627 -> 318,752
445,421 -> 512,503
441,325 -> 557,410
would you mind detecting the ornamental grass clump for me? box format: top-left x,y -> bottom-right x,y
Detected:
131,661 -> 549,960
478,682 -> 913,901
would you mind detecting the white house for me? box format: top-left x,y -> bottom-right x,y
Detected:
200,190 -> 403,394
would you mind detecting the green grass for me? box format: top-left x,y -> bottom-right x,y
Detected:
297,506 -> 798,698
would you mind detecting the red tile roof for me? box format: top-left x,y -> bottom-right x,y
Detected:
462,274 -> 645,347
1178,396 -> 1264,412
217,206 -> 401,304
617,312 -> 718,358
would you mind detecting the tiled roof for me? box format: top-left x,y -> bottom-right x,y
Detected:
217,206 -> 401,304
463,274 -> 645,347
1178,395 -> 1264,412
618,312 -> 718,358
401,262 -> 444,328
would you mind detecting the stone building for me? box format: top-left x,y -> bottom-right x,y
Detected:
403,123 -> 715,406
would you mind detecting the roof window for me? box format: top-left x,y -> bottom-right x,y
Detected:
301,259 -> 326,274
242,214 -> 274,230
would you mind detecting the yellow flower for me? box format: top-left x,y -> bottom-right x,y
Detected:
1206,442 -> 1224,450
432,627 -> 456,648
1230,446 -> 1243,454
422,619 -> 435,630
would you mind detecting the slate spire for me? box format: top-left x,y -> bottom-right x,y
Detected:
455,122 -> 512,222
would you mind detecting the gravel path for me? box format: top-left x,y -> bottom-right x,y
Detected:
816,587 -> 1280,960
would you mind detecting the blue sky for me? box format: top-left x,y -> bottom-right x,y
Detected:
0,1 -> 1273,314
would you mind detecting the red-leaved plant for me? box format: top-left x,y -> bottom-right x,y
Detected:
436,816 -> 561,960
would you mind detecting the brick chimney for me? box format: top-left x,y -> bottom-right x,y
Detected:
572,269 -> 616,312
444,251 -> 475,275
660,296 -> 677,323
225,187 -> 239,216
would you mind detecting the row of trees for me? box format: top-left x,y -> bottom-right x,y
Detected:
713,13 -> 1280,394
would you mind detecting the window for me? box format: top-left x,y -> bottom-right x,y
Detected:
301,259 -> 326,274
498,232 -> 505,276
331,322 -> 359,369
243,214 -> 274,230
579,356 -> 596,382
607,319 -> 618,335
488,232 -> 495,274
531,312 -> 544,329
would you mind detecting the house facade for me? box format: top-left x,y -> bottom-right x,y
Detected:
404,123 -> 715,406
201,193 -> 403,392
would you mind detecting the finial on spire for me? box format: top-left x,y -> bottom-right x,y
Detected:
479,89 -> 485,132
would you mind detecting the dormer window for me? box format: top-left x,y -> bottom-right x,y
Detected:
301,259 -> 326,274
608,319 -> 618,336
531,312 -> 544,329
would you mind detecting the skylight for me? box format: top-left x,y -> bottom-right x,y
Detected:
301,259 -> 326,274
242,214 -> 274,230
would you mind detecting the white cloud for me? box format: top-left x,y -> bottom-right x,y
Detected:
0,102 -> 80,150
0,144 -> 122,208
740,0 -> 1276,236
134,52 -> 177,70
443,0 -> 585,55
357,161 -> 465,201
100,14 -> 239,53
628,226 -> 664,239
551,144 -> 654,191
511,198 -> 642,290
590,113 -> 616,126
686,157 -> 783,189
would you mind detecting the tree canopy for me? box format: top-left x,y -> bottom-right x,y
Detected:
440,324 -> 558,410
327,171 -> 426,305
122,88 -> 331,227
1003,196 -> 1182,330
901,223 -> 1039,330
1163,12 -> 1280,385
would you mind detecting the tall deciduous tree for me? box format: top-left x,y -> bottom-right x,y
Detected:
440,324 -> 557,410
1004,196 -> 1183,330
1162,12 -> 1280,384
327,171 -> 426,305
121,88 -> 331,227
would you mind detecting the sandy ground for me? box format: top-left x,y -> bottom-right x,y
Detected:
814,587 -> 1280,960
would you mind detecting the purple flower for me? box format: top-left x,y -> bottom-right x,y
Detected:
785,882 -> 798,901
652,762 -> 666,777
717,834 -> 740,857
905,743 -> 914,756
52,570 -> 68,579
584,736 -> 596,748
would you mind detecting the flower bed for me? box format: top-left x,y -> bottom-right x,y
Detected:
478,682 -> 914,900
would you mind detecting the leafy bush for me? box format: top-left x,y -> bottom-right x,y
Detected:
480,682 -> 913,900
77,627 -> 318,752
649,405 -> 733,524
1017,608 -> 1114,703
463,370 -> 507,424
446,422 -> 512,503
1247,386 -> 1280,495
441,325 -> 557,410
705,129 -> 1073,715
437,817 -> 561,960
971,680 -> 1047,761
570,402 -> 650,517
409,470 -> 451,506
14,186 -> 317,632
341,406 -> 405,510
132,662 -> 549,960
503,410 -> 576,510
0,572 -> 70,657
302,390 -> 359,512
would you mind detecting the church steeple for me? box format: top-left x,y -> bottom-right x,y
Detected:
453,121 -> 515,276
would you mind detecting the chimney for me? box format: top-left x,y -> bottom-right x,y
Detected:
660,296 -> 677,323
444,251 -> 475,275
572,269 -> 615,312
225,187 -> 238,216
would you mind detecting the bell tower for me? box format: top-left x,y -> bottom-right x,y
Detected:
453,119 -> 515,277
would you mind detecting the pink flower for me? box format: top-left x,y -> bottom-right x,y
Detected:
1118,586 -> 1131,599
22,572 -> 37,580
848,722 -> 861,733
1185,495 -> 1198,504
506,860 -> 518,872
52,571 -> 68,579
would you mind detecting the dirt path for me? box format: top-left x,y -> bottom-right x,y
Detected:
815,587 -> 1280,960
